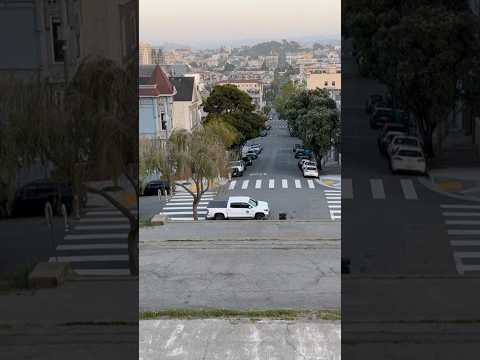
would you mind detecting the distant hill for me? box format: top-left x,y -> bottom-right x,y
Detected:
159,42 -> 191,50
183,35 -> 341,50
231,40 -> 303,56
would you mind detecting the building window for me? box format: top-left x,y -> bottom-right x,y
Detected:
160,113 -> 167,130
332,81 -> 336,87
51,17 -> 65,63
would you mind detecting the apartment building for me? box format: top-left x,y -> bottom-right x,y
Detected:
306,69 -> 341,104
170,76 -> 203,131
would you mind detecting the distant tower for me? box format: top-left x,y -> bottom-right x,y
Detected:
151,47 -> 164,65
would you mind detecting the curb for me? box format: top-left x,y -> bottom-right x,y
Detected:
418,177 -> 480,203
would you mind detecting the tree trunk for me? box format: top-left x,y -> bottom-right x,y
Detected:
418,120 -> 435,158
192,195 -> 199,221
127,221 -> 139,276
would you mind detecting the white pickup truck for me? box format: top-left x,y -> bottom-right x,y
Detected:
206,196 -> 270,220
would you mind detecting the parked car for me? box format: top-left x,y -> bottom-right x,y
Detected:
265,124 -> 272,130
230,160 -> 245,177
387,135 -> 423,155
303,165 -> 319,178
243,150 -> 258,159
143,180 -> 171,196
365,94 -> 384,114
301,160 -> 318,170
370,107 -> 409,129
260,130 -> 268,137
242,156 -> 254,166
11,180 -> 78,217
377,123 -> 408,151
247,144 -> 263,154
389,146 -> 427,175
295,149 -> 313,159
378,131 -> 406,155
298,159 -> 317,170
293,143 -> 303,152
206,196 -> 270,220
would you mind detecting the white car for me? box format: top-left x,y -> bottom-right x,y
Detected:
387,135 -> 422,155
206,196 -> 270,220
389,146 -> 427,175
378,131 -> 406,155
230,160 -> 245,177
303,165 -> 319,178
247,144 -> 263,154
302,160 -> 317,170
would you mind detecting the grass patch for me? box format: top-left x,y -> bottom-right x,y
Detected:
140,309 -> 340,321
139,217 -> 153,227
62,321 -> 136,326
0,262 -> 37,291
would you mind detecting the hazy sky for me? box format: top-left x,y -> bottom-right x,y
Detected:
140,0 -> 341,47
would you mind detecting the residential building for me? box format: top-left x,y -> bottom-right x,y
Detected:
139,65 -> 176,141
306,69 -> 341,104
264,55 -> 279,70
217,79 -> 264,111
170,76 -> 203,131
139,41 -> 152,64
0,0 -> 137,186
161,63 -> 193,77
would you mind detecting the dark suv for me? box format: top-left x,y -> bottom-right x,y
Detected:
11,180 -> 78,217
143,180 -> 171,196
370,108 -> 409,129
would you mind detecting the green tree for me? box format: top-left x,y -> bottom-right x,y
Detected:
25,58 -> 139,275
204,85 -> 255,114
143,127 -> 230,220
204,85 -> 264,144
283,88 -> 339,156
274,81 -> 300,118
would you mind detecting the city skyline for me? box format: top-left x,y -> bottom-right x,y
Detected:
140,0 -> 341,49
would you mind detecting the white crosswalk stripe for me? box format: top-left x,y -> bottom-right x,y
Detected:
269,179 -> 275,189
370,179 -> 385,199
157,191 -> 216,221
442,203 -> 480,274
295,179 -> 301,189
400,179 -> 418,199
325,189 -> 341,221
51,205 -> 135,276
224,177 -> 422,201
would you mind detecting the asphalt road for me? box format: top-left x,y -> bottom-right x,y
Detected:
341,38 -> 480,275
0,217 -> 65,273
216,117 -> 339,221
139,195 -> 166,221
140,238 -> 340,312
146,113 -> 341,222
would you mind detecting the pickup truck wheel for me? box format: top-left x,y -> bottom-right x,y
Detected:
214,213 -> 225,220
254,213 -> 265,220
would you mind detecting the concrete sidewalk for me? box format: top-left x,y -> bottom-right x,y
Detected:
140,319 -> 340,360
140,220 -> 340,241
